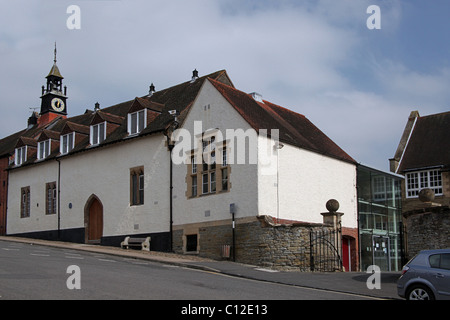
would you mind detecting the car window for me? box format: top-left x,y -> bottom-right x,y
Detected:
441,254 -> 450,270
429,254 -> 440,268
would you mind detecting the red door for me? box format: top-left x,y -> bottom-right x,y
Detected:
87,198 -> 103,243
342,237 -> 351,272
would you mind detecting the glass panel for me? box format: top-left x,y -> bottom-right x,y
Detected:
99,123 -> 105,143
210,171 -> 216,193
441,254 -> 450,270
429,254 -> 440,268
202,174 -> 208,194
138,110 -> 145,132
222,168 -> 228,191
192,176 -> 197,197
373,236 -> 390,271
130,113 -> 137,134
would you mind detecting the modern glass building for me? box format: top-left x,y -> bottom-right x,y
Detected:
357,165 -> 404,272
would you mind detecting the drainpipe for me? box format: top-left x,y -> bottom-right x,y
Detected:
4,166 -> 10,236
56,158 -> 61,240
168,144 -> 174,252
164,111 -> 179,252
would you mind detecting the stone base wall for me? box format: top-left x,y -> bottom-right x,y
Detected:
404,205 -> 450,259
174,216 -> 350,271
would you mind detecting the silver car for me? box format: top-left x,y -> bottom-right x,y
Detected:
398,249 -> 450,300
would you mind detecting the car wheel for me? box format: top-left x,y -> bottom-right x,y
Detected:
407,285 -> 435,300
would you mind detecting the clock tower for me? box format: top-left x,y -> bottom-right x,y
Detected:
39,44 -> 68,124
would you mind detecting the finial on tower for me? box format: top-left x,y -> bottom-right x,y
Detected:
54,42 -> 57,64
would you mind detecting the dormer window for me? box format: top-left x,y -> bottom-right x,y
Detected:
15,146 -> 27,166
60,132 -> 75,155
38,140 -> 51,160
90,122 -> 106,145
128,110 -> 146,135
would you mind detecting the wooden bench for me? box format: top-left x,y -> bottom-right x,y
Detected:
120,236 -> 151,251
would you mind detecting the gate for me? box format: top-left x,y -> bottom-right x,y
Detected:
309,227 -> 342,272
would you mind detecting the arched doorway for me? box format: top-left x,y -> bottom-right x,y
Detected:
84,195 -> 103,244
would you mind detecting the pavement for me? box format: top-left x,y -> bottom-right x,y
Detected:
0,236 -> 401,300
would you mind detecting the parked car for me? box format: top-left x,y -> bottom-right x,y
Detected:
397,249 -> 450,300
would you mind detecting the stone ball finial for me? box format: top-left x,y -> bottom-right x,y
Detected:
419,188 -> 435,203
326,199 -> 340,213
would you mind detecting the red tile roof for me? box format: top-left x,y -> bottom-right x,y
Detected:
208,78 -> 355,164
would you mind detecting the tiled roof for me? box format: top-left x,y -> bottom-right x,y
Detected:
0,70 -> 232,167
208,78 -> 355,164
1,69 -> 354,168
398,111 -> 450,172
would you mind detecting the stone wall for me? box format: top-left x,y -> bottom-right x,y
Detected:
403,205 -> 450,259
174,216 -> 343,271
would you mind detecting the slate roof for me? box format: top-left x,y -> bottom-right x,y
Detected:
0,70 -> 232,167
397,111 -> 450,173
0,69 -> 355,169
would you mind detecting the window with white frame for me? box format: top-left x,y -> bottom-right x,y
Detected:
128,110 -> 146,135
90,122 -> 106,145
38,140 -> 51,160
15,146 -> 27,166
60,132 -> 75,155
406,169 -> 443,198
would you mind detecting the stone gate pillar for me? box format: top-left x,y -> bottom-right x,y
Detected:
321,199 -> 344,270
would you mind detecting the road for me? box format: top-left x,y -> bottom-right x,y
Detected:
0,240 -> 378,301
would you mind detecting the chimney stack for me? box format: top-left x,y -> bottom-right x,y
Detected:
191,69 -> 199,82
149,83 -> 155,96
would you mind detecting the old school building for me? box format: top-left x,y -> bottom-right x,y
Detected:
0,54 -> 361,270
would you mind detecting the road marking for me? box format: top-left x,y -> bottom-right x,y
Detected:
98,258 -> 117,263
64,252 -> 82,257
65,255 -> 84,260
255,268 -> 279,273
131,261 -> 150,265
30,253 -> 50,257
2,248 -> 19,251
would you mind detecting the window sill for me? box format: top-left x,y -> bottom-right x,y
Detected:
130,203 -> 144,207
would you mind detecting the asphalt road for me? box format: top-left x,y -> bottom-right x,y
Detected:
0,240 -> 379,301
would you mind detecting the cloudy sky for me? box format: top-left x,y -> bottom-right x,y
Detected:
1,0 -> 449,171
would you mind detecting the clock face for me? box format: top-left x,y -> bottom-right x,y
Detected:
51,98 -> 65,112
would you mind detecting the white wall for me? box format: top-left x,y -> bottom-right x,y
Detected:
258,135 -> 358,228
7,161 -> 59,234
172,80 -> 259,226
7,133 -> 171,237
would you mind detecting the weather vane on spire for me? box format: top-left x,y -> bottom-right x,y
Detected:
54,42 -> 57,64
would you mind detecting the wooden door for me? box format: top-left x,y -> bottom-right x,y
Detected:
88,198 -> 103,243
